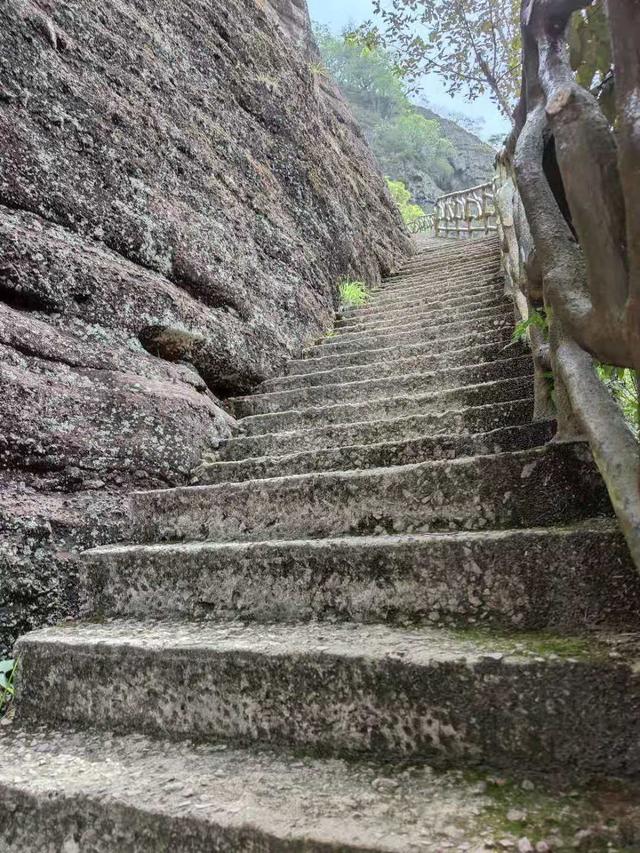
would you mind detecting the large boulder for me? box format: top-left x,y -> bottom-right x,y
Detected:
0,0 -> 409,654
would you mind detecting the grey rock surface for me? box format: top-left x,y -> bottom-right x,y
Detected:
0,0 -> 408,654
411,107 -> 496,206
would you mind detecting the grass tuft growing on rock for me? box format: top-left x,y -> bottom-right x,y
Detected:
339,280 -> 369,307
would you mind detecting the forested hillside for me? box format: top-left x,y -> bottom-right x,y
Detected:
316,29 -> 495,208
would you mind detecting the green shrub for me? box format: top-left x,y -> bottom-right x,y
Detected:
512,307 -> 549,343
386,178 -> 425,226
597,365 -> 639,437
339,280 -> 369,307
0,659 -> 15,715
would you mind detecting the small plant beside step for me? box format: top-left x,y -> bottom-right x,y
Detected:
0,659 -> 15,716
339,279 -> 369,307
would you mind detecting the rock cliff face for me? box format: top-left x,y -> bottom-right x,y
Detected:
0,0 -> 409,655
412,107 -> 496,206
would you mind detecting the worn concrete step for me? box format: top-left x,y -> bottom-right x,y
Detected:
336,291 -> 508,329
277,340 -> 526,388
392,238 -> 498,266
15,622 -> 640,776
384,268 -> 500,290
365,276 -> 501,310
393,237 -> 499,267
369,272 -> 501,304
219,398 -> 536,460
236,375 -> 533,436
377,253 -> 499,283
368,266 -> 500,295
5,727 -> 639,853
232,357 -> 533,419
346,271 -> 502,304
381,250 -> 499,282
131,443 -> 611,545
336,301 -> 504,337
291,330 -> 514,374
312,316 -> 512,357
328,304 -> 512,344
83,520 -> 640,632
199,421 -> 552,482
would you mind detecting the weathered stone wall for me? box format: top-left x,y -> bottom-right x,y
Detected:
0,0 -> 409,655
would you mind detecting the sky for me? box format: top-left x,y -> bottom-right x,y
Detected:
307,0 -> 511,140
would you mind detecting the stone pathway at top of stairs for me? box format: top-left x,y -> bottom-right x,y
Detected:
4,235 -> 640,852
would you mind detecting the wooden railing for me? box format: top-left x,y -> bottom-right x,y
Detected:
434,183 -> 498,238
407,213 -> 435,234
492,0 -> 640,571
407,183 -> 497,238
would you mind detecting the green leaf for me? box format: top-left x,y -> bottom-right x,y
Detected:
0,659 -> 15,674
512,308 -> 548,342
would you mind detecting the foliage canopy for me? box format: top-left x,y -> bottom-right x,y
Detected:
385,178 -> 425,226
358,0 -> 614,125
314,27 -> 456,194
362,0 -> 522,120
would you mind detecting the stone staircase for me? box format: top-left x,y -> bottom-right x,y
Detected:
3,236 -> 640,851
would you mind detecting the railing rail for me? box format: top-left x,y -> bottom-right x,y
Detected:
414,2 -> 640,572
490,1 -> 640,572
407,213 -> 434,234
434,182 -> 498,238
407,183 -> 498,238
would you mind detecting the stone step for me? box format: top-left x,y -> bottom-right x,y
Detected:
131,443 -> 611,544
335,291 -> 508,329
83,520 -> 640,632
365,275 -> 501,308
200,421 -> 552,484
235,375 -> 533,436
15,621 -> 640,775
291,330 -> 514,374
351,269 -> 502,299
395,237 -> 498,261
370,263 -> 500,291
220,398 -> 536,460
355,262 -> 501,288
312,316 -> 512,357
232,356 -> 533,419
382,249 -> 499,281
4,726 -> 640,852
328,303 -> 513,344
395,237 -> 499,265
280,340 -> 524,386
378,252 -> 499,281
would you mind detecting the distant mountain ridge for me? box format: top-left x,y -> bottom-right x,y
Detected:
405,106 -> 496,207
313,26 -> 496,211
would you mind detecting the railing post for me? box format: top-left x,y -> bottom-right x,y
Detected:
430,183 -> 496,241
